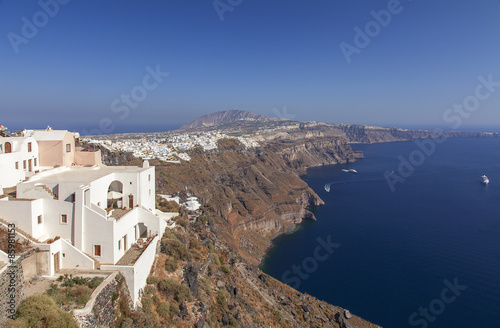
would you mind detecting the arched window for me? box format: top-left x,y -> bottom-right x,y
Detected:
4,142 -> 12,153
107,180 -> 124,209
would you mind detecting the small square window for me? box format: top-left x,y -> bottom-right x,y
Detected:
94,245 -> 101,257
37,215 -> 42,224
61,214 -> 67,224
66,144 -> 71,153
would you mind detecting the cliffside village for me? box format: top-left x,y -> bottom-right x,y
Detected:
0,126 -> 184,322
83,131 -> 259,162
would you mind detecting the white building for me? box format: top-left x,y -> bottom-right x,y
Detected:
0,131 -> 177,308
0,136 -> 39,188
0,162 -> 175,266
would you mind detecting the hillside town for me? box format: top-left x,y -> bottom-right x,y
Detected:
83,131 -> 260,162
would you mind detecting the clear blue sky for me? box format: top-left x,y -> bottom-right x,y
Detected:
1,0 -> 500,133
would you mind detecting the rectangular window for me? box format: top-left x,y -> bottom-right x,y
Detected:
34,158 -> 37,166
37,215 -> 42,224
15,162 -> 19,170
118,240 -> 121,250
60,214 -> 67,224
94,245 -> 101,257
149,189 -> 151,196
23,160 -> 26,170
66,144 -> 71,152
124,235 -> 127,251
28,142 -> 32,152
148,174 -> 151,182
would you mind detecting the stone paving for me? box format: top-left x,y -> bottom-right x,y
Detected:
115,244 -> 144,266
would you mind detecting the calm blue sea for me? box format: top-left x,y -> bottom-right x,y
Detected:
261,138 -> 500,328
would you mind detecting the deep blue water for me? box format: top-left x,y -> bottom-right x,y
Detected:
261,138 -> 500,328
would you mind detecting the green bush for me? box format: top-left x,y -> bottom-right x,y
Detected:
142,295 -> 153,313
5,295 -> 78,328
221,266 -> 230,274
88,277 -> 104,289
156,302 -> 169,318
164,256 -> 178,272
169,302 -> 180,315
144,285 -> 156,295
174,217 -> 188,227
146,275 -> 159,285
120,317 -> 134,328
216,289 -> 230,311
175,284 -> 193,302
157,278 -> 193,302
162,238 -> 189,261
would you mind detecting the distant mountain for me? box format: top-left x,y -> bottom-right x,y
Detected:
180,109 -> 268,130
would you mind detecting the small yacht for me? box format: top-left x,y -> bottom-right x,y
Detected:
342,169 -> 349,173
481,175 -> 489,185
324,184 -> 331,192
348,169 -> 358,174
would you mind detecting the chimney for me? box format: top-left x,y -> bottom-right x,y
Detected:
143,160 -> 149,168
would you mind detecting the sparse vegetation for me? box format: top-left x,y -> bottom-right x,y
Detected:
157,278 -> 193,302
4,295 -> 78,328
164,256 -> 178,272
146,275 -> 159,285
44,275 -> 104,309
156,197 -> 180,212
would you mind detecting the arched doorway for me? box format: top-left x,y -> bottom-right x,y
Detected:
107,180 -> 123,209
4,142 -> 12,153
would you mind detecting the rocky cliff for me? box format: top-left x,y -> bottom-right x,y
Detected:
153,136 -> 358,264
90,136 -> 382,327
282,121 -> 500,144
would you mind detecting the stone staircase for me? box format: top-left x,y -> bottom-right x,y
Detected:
37,184 -> 57,200
0,217 -> 41,243
83,252 -> 101,270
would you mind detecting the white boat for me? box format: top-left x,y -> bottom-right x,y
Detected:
342,169 -> 349,172
348,169 -> 358,174
324,184 -> 330,192
481,175 -> 489,185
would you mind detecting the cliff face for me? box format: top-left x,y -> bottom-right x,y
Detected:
292,122 -> 500,144
266,138 -> 363,175
153,137 -> 358,264
91,136 -> 358,264
248,120 -> 500,144
93,136 -> 383,327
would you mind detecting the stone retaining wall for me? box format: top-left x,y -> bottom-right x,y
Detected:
0,248 -> 37,326
74,273 -> 132,328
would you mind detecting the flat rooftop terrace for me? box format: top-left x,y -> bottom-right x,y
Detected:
20,165 -> 151,186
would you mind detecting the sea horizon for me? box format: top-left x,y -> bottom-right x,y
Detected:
3,121 -> 500,136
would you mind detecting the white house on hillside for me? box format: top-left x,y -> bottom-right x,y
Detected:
0,136 -> 39,188
0,129 -> 177,307
0,161 -> 174,266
